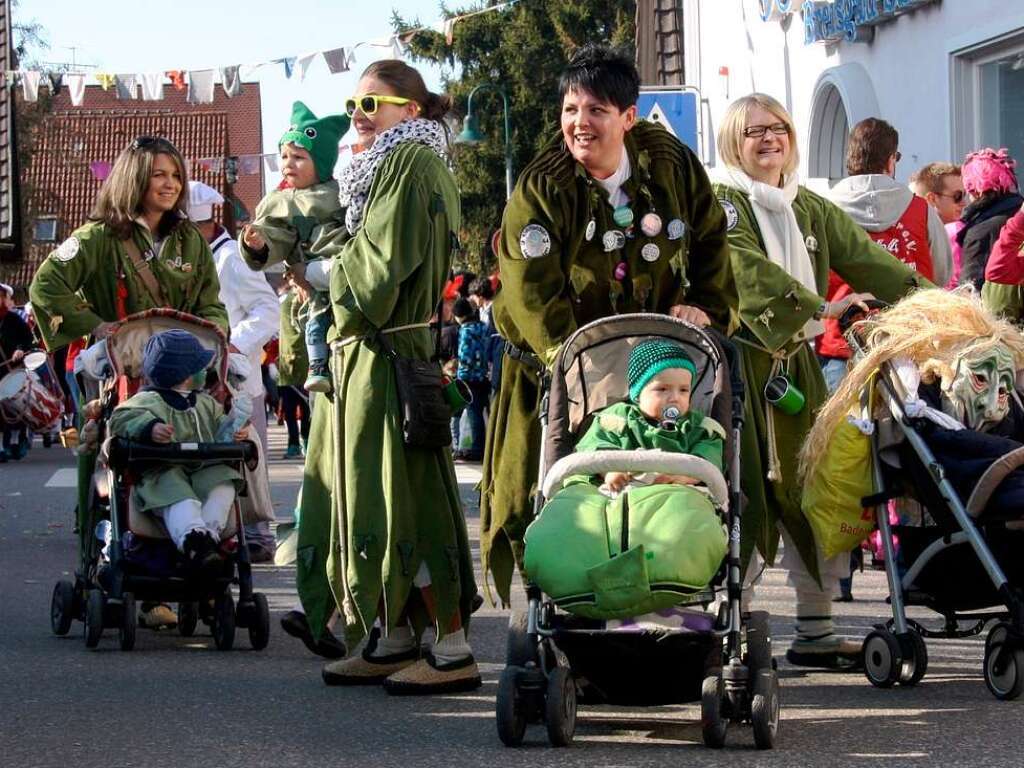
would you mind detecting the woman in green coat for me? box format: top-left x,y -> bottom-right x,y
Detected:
712,93 -> 929,669
29,136 -> 228,630
298,60 -> 478,695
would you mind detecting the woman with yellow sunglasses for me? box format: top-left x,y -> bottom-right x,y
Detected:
294,59 -> 481,697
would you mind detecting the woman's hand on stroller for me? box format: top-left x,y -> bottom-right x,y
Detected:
152,422 -> 175,443
601,471 -> 632,493
822,292 -> 877,319
92,321 -> 117,340
233,421 -> 252,441
668,304 -> 711,327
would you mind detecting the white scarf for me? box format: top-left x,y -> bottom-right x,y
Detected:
718,165 -> 822,339
337,118 -> 448,235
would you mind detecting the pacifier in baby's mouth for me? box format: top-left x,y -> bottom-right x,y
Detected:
660,405 -> 681,430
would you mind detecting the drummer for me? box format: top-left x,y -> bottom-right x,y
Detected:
28,137 -> 228,630
0,282 -> 34,461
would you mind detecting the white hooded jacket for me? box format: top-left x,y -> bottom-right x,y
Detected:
829,174 -> 952,288
210,229 -> 280,399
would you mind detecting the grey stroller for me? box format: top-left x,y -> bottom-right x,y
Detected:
495,313 -> 780,749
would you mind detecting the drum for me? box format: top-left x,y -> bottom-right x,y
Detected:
0,370 -> 63,431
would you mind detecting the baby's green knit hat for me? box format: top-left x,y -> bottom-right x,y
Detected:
279,101 -> 350,182
627,339 -> 697,401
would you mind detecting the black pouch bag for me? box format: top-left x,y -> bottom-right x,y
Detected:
375,330 -> 452,449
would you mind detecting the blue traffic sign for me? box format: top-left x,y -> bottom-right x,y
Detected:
637,88 -> 700,153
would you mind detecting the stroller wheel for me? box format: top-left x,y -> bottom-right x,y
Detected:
745,611 -> 773,675
51,580 -> 75,635
496,666 -> 528,747
701,667 -> 728,748
984,622 -> 1024,701
177,602 -> 199,637
212,590 -> 236,651
750,670 -> 780,750
898,630 -> 928,687
544,666 -> 577,747
119,592 -> 137,651
863,630 -> 901,688
248,593 -> 270,651
84,589 -> 105,649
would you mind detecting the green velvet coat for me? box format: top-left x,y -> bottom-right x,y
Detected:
480,121 -> 738,604
276,290 -> 309,388
28,218 -> 228,556
296,143 -> 475,647
713,182 -> 929,580
107,390 -> 242,510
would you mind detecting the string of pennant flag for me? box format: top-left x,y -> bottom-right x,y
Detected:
10,1 -> 516,106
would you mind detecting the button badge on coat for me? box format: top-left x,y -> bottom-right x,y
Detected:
519,224 -> 551,259
640,213 -> 663,237
603,230 -> 626,252
667,219 -> 686,240
641,243 -> 661,263
612,205 -> 634,228
585,219 -> 596,242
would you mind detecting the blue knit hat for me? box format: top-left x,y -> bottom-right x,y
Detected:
627,339 -> 697,401
142,329 -> 215,389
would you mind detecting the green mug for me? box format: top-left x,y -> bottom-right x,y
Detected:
443,377 -> 473,413
764,375 -> 806,416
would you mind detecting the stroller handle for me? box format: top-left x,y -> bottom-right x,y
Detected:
107,437 -> 259,470
540,449 -> 729,509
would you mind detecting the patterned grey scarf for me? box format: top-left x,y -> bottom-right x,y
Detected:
337,118 -> 448,235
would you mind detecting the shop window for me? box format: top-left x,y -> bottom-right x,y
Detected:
33,217 -> 57,242
953,31 -> 1024,166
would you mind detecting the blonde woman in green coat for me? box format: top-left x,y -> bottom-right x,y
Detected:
299,60 -> 478,696
712,93 -> 930,669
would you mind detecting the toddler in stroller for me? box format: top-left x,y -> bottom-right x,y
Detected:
49,310 -> 271,652
498,314 -> 780,750
107,329 -> 249,576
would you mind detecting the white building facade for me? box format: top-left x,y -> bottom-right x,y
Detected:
681,0 -> 1024,185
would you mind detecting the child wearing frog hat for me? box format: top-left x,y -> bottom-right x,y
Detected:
573,338 -> 726,493
239,101 -> 350,393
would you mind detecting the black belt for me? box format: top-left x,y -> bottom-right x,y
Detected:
503,341 -> 546,375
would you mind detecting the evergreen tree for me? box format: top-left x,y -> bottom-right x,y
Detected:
394,0 -> 635,273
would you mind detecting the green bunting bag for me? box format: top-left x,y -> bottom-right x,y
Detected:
523,482 -> 727,619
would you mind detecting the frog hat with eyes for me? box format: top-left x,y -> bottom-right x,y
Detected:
279,101 -> 350,183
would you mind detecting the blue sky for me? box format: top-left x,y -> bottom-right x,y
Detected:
16,0 -> 454,188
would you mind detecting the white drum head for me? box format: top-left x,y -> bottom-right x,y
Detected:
23,351 -> 47,371
0,370 -> 26,399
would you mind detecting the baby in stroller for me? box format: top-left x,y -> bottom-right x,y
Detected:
108,329 -> 249,576
578,339 -> 725,493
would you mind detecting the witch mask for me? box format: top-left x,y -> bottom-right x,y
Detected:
940,343 -> 1016,432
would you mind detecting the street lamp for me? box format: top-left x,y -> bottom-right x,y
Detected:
455,83 -> 514,201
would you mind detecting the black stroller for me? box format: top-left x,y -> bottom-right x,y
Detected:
49,310 -> 271,652
840,304 -> 1024,699
495,314 -> 780,749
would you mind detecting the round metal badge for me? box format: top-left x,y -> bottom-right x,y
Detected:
614,262 -> 628,281
667,218 -> 686,240
640,213 -> 663,237
602,230 -> 626,252
719,200 -> 739,231
641,243 -> 661,263
519,224 -> 551,259
612,205 -> 634,228
585,219 -> 596,242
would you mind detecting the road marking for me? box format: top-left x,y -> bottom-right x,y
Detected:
44,468 -> 78,488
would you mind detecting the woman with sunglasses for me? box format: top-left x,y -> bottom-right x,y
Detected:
713,93 -> 931,671
293,59 -> 479,696
29,135 -> 228,630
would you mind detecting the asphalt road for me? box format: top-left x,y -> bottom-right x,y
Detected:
1,424 -> 1022,768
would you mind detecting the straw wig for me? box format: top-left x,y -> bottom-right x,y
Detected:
800,288 -> 1024,480
716,93 -> 800,178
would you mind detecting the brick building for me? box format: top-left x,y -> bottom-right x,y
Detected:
5,80 -> 262,291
